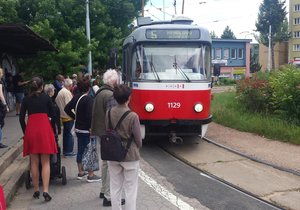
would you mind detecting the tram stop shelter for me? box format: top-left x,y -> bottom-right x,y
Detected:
0,23 -> 57,57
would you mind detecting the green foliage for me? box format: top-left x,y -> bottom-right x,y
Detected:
0,0 -> 19,23
256,0 -> 288,45
236,72 -> 272,113
0,0 -> 147,79
219,78 -> 236,85
269,66 -> 300,124
210,31 -> 218,39
250,45 -> 261,73
212,92 -> 300,145
255,0 -> 288,69
221,26 -> 236,39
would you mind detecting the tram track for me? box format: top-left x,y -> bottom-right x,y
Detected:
155,137 -> 297,210
202,137 -> 300,177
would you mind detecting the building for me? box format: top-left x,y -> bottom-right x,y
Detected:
212,39 -> 251,79
259,42 -> 288,70
289,0 -> 300,62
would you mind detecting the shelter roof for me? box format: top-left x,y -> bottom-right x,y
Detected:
0,23 -> 57,56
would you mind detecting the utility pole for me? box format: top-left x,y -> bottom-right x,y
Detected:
267,25 -> 271,71
142,0 -> 144,17
85,0 -> 92,75
182,0 -> 185,14
174,0 -> 177,15
163,0 -> 165,20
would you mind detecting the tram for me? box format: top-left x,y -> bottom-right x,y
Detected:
122,16 -> 213,143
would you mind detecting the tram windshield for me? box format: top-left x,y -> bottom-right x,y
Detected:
132,44 -> 211,81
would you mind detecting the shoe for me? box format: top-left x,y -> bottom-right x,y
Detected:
0,143 -> 8,148
99,192 -> 104,199
103,197 -> 125,207
64,152 -> 76,156
103,197 -> 111,206
87,174 -> 101,183
77,171 -> 88,180
43,192 -> 52,202
33,191 -> 40,199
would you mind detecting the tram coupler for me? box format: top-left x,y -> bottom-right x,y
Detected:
169,132 -> 183,144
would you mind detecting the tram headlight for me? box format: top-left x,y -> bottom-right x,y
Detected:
194,103 -> 203,113
145,103 -> 154,112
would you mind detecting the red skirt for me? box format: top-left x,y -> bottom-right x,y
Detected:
23,113 -> 58,156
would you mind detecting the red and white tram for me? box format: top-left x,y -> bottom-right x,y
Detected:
122,17 -> 213,143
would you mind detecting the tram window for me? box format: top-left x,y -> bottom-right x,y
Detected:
131,44 -> 211,81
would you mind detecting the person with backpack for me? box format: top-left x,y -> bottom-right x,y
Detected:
90,69 -> 122,207
106,84 -> 142,210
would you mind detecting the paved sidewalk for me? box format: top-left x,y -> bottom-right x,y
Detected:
0,112 -> 24,158
1,112 -> 208,210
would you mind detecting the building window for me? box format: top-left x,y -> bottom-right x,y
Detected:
294,18 -> 300,25
231,48 -> 236,59
295,4 -> 300,11
215,48 -> 221,59
238,49 -> 243,59
212,48 -> 214,59
223,48 -> 229,59
294,31 -> 300,38
293,44 -> 300,51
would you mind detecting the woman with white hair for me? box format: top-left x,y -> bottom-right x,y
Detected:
44,84 -> 61,139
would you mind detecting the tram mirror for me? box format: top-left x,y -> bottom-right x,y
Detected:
213,64 -> 220,76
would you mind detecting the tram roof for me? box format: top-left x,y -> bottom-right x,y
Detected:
0,23 -> 57,57
123,22 -> 211,46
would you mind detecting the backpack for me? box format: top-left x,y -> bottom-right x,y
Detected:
100,110 -> 133,161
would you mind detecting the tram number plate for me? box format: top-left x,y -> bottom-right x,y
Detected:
168,102 -> 181,109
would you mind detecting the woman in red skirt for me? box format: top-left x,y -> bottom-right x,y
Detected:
19,76 -> 57,202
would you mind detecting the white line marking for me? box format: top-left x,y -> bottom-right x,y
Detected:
139,169 -> 195,210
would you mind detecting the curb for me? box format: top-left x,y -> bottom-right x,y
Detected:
0,140 -> 29,205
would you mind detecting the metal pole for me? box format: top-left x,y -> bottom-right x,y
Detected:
267,25 -> 271,71
142,0 -> 144,17
182,0 -> 185,14
163,0 -> 165,20
86,0 -> 92,75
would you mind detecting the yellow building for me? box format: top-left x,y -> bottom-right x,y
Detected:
289,0 -> 300,61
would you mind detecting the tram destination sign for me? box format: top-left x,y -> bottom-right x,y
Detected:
146,29 -> 200,40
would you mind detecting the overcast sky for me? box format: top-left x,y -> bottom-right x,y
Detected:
144,0 -> 289,42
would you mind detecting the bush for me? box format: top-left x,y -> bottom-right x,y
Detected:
219,78 -> 236,85
269,66 -> 300,124
236,72 -> 272,113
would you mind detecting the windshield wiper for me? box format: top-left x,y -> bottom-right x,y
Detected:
150,54 -> 161,82
173,56 -> 190,82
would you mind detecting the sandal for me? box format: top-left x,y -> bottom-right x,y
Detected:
43,192 -> 52,202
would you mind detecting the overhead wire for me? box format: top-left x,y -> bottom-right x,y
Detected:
148,0 -> 174,17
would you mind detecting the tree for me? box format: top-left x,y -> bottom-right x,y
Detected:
255,0 -> 289,70
0,0 -> 147,80
250,45 -> 262,73
221,26 -> 236,39
210,31 -> 218,39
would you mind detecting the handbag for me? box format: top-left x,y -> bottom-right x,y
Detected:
82,137 -> 99,171
101,110 -> 133,162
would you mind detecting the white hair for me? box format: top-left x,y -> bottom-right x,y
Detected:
103,69 -> 119,87
64,78 -> 73,87
44,84 -> 55,95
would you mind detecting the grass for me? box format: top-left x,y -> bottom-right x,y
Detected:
211,92 -> 300,145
